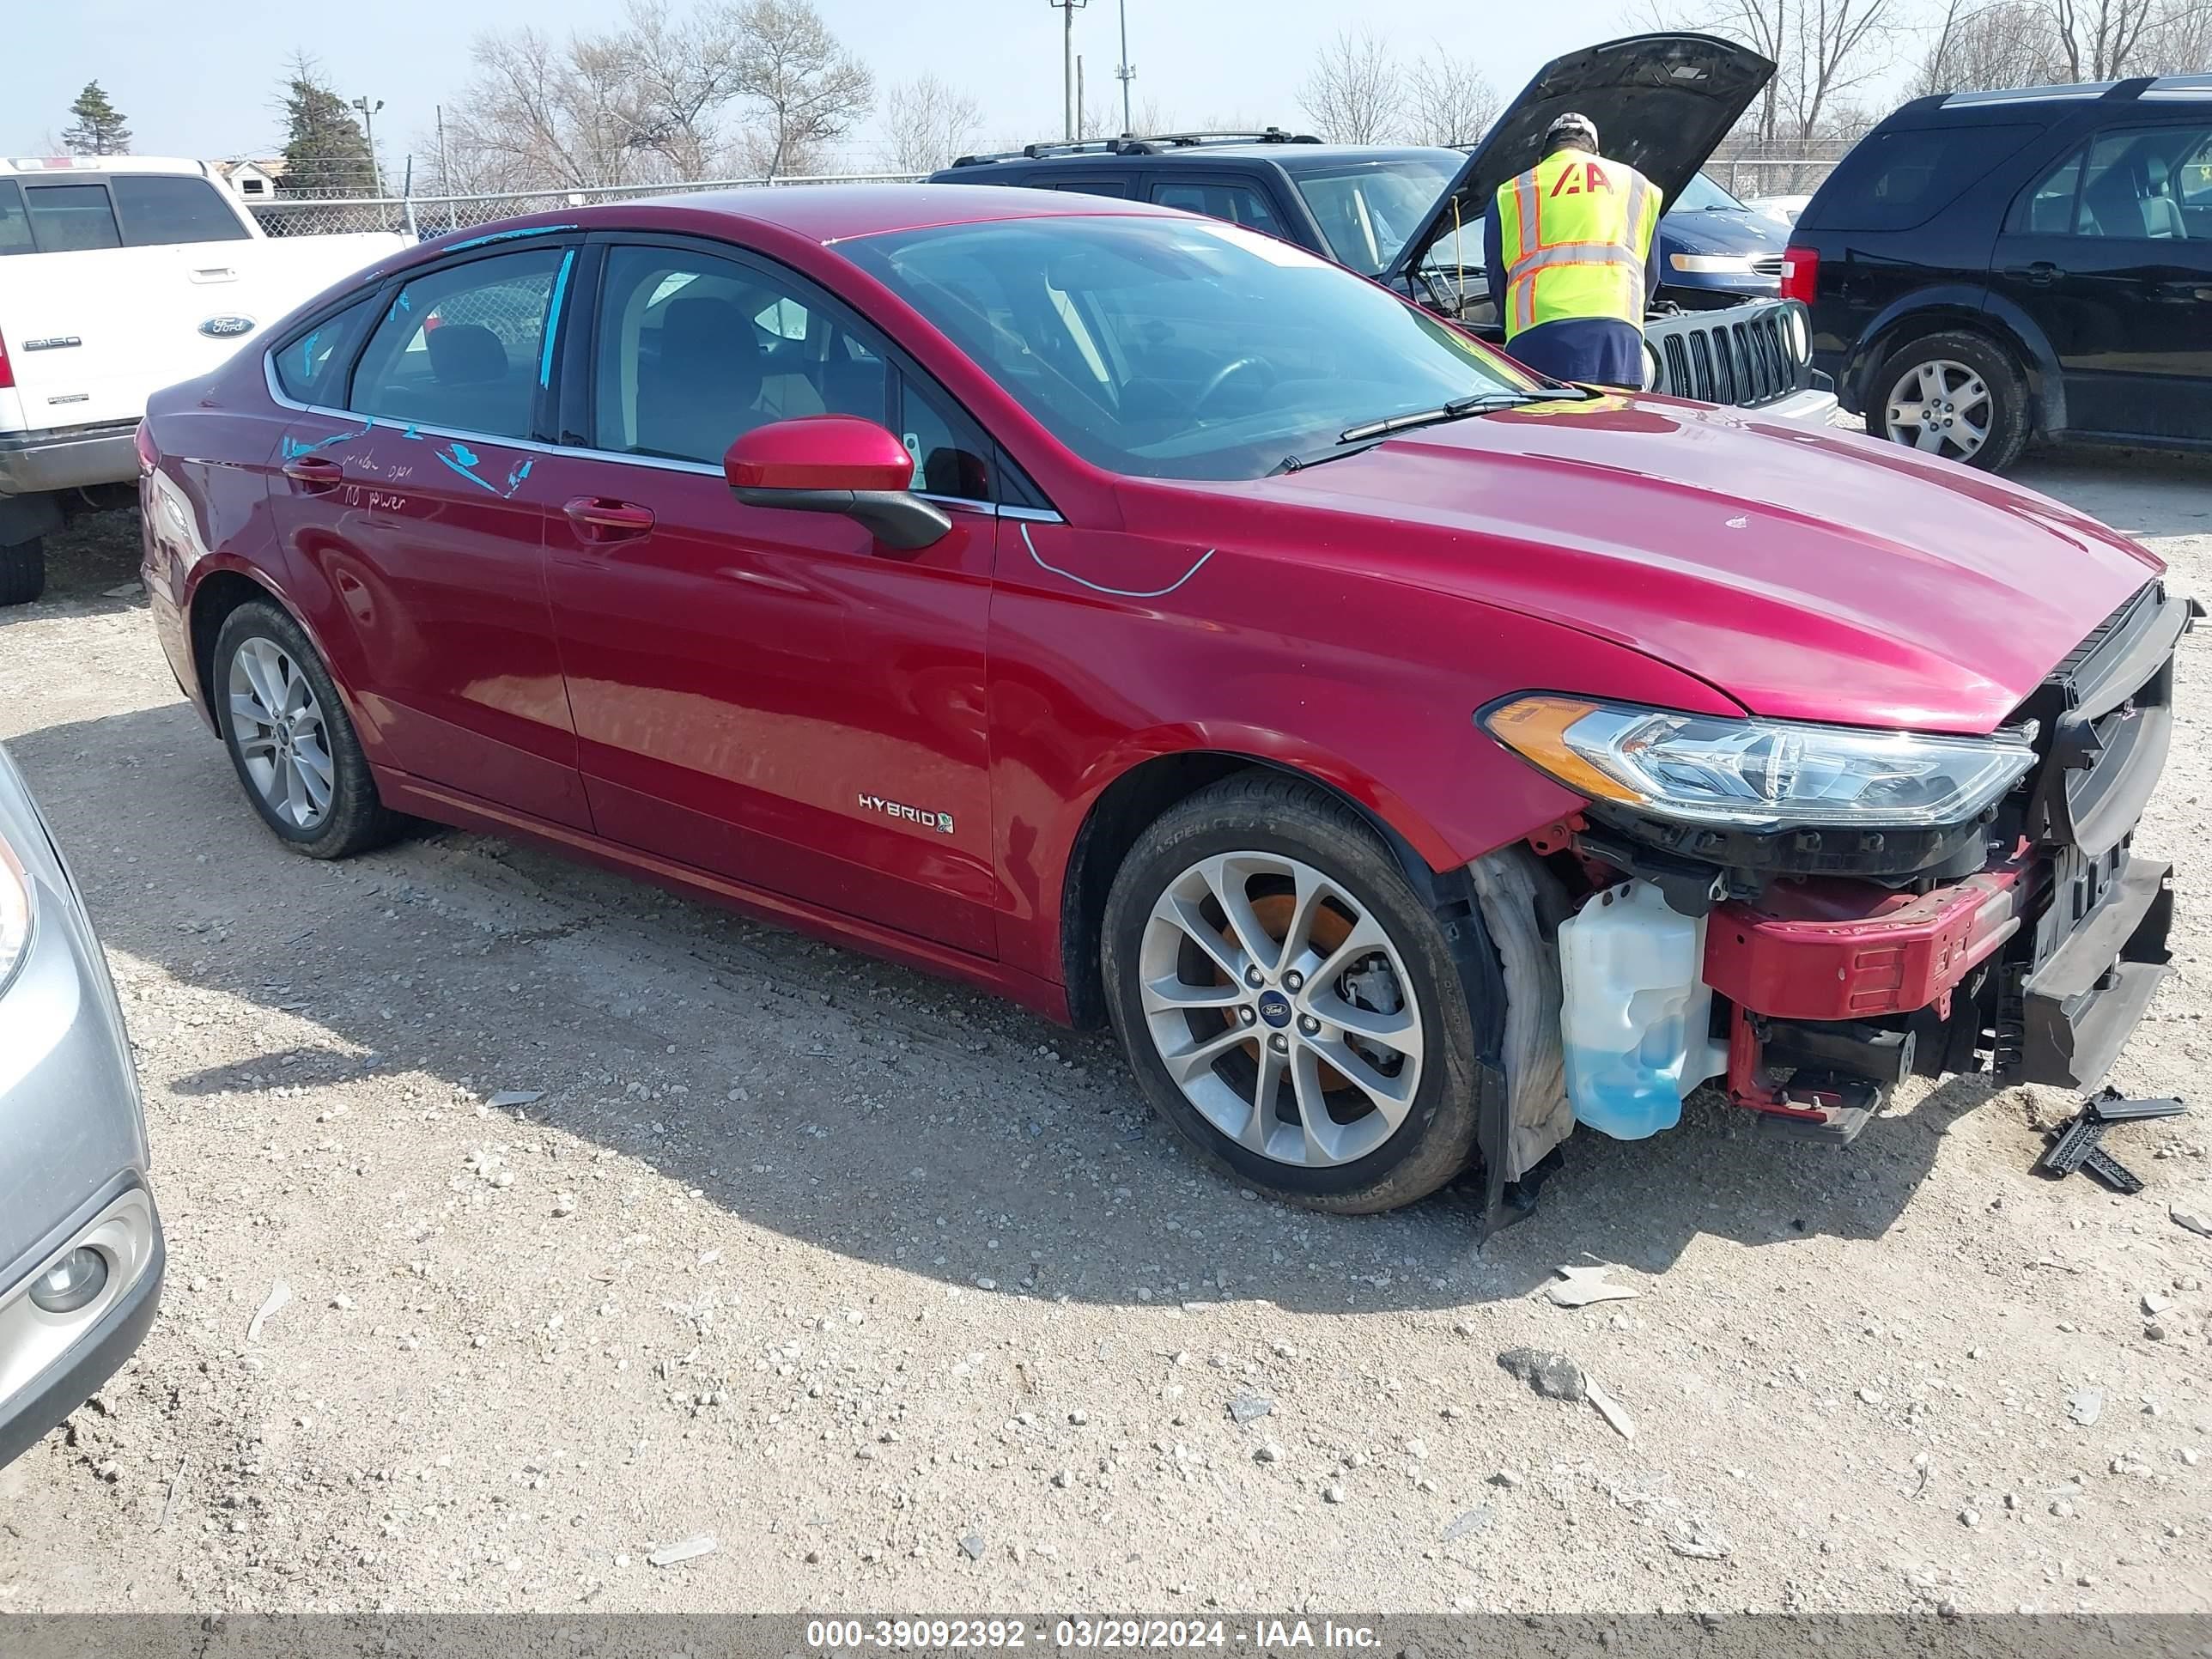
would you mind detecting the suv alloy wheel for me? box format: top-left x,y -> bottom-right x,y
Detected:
1873,330 -> 2031,472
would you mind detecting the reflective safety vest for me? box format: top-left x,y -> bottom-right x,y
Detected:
1496,150 -> 1662,342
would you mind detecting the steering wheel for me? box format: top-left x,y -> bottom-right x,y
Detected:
1191,355 -> 1278,417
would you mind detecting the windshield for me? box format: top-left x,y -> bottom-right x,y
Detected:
1288,155 -> 1462,276
838,216 -> 1534,483
1674,172 -> 1748,212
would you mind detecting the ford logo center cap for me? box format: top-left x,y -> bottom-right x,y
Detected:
198,315 -> 255,338
1257,989 -> 1293,1028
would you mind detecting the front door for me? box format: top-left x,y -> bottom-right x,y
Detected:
541,238 -> 1002,956
267,242 -> 592,830
1989,120 -> 2212,444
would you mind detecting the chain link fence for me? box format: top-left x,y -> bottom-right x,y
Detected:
248,173 -> 927,240
247,152 -> 1852,239
1705,150 -> 1852,200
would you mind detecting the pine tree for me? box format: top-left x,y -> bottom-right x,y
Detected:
62,82 -> 131,155
276,55 -> 377,197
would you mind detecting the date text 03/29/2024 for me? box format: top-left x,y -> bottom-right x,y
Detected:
803,1619 -> 1383,1651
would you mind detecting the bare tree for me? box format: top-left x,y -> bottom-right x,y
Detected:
621,0 -> 750,178
1672,0 -> 1788,144
1133,98 -> 1182,135
1644,0 -> 1896,147
732,0 -> 875,179
1401,48 -> 1502,146
879,74 -> 984,173
2049,0 -> 2163,76
1298,30 -> 1401,144
2143,0 -> 2212,68
1916,0 -> 2068,91
444,26 -> 673,190
1785,0 -> 1904,139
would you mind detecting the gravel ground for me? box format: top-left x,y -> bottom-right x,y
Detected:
1,449 -> 2209,1617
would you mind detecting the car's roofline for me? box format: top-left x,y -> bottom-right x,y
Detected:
3,155 -> 221,179
945,143 -> 1466,169
411,183 -> 1188,255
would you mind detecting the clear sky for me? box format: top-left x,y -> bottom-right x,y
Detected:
22,0 -> 1648,176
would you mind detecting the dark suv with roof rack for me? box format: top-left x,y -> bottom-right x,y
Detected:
1784,73 -> 2212,470
932,34 -> 1836,423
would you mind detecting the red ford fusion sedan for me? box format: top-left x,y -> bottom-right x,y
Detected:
139,185 -> 2181,1229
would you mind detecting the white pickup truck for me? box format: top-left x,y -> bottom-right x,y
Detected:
0,155 -> 406,604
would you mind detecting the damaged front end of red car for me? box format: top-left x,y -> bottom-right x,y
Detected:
1500,580 -> 2190,1154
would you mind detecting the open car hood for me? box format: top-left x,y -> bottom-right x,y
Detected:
1383,33 -> 1775,287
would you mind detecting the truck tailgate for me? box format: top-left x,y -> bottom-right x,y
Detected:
0,233 -> 404,431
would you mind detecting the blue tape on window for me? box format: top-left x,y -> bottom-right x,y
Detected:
446,223 -> 578,252
540,248 -> 574,389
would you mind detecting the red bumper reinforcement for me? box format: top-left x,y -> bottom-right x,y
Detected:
1702,856 -> 2028,1023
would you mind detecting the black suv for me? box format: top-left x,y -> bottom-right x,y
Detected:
931,34 -> 1835,423
1786,74 -> 2212,471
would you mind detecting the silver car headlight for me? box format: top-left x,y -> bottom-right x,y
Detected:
1483,696 -> 2038,830
0,831 -> 32,998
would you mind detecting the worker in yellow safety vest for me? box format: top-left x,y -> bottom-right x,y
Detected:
1480,112 -> 1664,390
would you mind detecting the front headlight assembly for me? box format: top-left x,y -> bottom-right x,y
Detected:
1668,253 -> 1761,275
1483,696 -> 2038,831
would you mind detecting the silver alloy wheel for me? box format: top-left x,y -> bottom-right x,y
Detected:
1137,851 -> 1424,1168
228,635 -> 335,830
1883,357 -> 1991,460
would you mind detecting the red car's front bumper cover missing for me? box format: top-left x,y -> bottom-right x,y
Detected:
1703,857 -> 2028,1024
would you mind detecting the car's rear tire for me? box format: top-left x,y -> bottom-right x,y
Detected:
1101,772 -> 1488,1214
0,538 -> 46,607
1871,330 -> 2030,472
211,599 -> 402,860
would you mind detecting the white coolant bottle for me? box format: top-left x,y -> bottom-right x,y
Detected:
1557,880 -> 1727,1139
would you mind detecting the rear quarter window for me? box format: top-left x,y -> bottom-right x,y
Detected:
1805,122 -> 2040,231
272,293 -> 383,405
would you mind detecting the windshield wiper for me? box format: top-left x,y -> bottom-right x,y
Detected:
1338,387 -> 1595,444
1266,437 -> 1385,477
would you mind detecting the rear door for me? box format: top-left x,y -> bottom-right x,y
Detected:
1990,119 -> 2212,442
267,241 -> 592,830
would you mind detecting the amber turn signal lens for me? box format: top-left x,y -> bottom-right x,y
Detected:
1481,696 -> 1643,805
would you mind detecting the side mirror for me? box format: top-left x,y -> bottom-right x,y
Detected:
723,415 -> 951,550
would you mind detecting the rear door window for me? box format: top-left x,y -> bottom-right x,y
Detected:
112,175 -> 251,247
348,247 -> 568,439
1056,178 -> 1131,198
1148,179 -> 1285,235
2075,124 -> 2211,238
22,184 -> 122,252
1808,123 -> 2039,230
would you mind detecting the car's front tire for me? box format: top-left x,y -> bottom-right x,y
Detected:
1101,773 -> 1487,1214
0,538 -> 46,607
1872,330 -> 2030,472
211,599 -> 402,860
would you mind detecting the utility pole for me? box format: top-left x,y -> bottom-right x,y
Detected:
351,94 -> 385,197
1077,56 -> 1085,139
1049,0 -> 1087,142
1115,0 -> 1134,135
